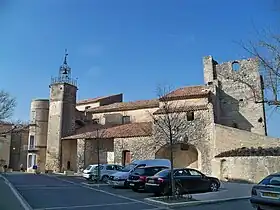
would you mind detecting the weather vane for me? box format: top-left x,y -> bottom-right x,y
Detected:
63,49 -> 68,65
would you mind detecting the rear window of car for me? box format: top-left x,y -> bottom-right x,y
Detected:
259,175 -> 280,186
133,167 -> 167,176
154,169 -> 170,177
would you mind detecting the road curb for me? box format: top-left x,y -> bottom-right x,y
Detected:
0,174 -> 33,210
144,196 -> 250,207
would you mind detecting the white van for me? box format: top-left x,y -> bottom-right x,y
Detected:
108,159 -> 171,187
82,164 -> 98,180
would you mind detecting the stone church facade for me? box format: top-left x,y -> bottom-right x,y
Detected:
26,54 -> 280,183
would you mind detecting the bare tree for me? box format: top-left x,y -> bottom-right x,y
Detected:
149,85 -> 209,197
0,90 -> 16,121
239,31 -> 280,107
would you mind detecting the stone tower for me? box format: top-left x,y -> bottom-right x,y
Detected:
27,99 -> 49,172
203,56 -> 267,135
45,50 -> 77,172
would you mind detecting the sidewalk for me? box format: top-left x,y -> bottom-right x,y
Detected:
144,181 -> 253,207
0,175 -> 25,210
192,181 -> 252,201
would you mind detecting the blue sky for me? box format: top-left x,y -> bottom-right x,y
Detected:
0,0 -> 279,136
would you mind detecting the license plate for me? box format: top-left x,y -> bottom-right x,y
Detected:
130,183 -> 135,186
149,180 -> 154,183
262,192 -> 279,198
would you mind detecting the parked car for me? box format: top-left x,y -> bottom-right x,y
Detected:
127,165 -> 169,192
82,164 -> 98,180
108,159 -> 171,187
145,168 -> 220,196
91,164 -> 123,182
250,173 -> 280,210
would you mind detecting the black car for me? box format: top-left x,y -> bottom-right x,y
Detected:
145,168 -> 220,196
127,166 -> 169,192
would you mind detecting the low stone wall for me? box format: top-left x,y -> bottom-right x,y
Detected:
215,156 -> 280,183
214,124 -> 280,156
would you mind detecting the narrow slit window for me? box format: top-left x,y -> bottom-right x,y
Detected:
187,112 -> 194,121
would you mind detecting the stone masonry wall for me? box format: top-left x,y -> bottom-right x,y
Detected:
215,58 -> 266,135
214,124 -> 280,156
76,138 -> 85,172
114,136 -> 156,165
215,156 -> 280,183
153,107 -> 215,175
91,108 -> 158,125
84,138 -> 114,166
46,83 -> 77,172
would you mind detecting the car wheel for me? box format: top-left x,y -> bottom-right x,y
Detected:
101,175 -> 109,183
210,181 -> 219,192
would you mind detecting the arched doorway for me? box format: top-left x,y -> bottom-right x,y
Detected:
220,159 -> 228,180
155,144 -> 200,169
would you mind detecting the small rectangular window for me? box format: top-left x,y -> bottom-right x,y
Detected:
122,116 -> 131,124
29,135 -> 35,149
187,112 -> 194,121
85,106 -> 91,110
28,155 -> 32,168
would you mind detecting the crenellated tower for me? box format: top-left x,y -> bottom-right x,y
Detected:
45,50 -> 78,172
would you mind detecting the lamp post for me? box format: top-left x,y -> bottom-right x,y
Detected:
96,129 -> 101,182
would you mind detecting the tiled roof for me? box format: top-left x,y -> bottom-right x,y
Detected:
162,85 -> 210,101
77,93 -> 122,105
0,123 -> 29,134
63,122 -> 152,140
0,123 -> 13,134
153,104 -> 208,115
87,99 -> 159,113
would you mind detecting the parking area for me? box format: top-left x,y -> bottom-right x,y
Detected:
3,173 -> 161,210
54,175 -> 253,203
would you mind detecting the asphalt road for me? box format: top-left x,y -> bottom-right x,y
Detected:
1,173 -> 255,210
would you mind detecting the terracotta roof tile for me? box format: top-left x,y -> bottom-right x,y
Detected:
63,122 -> 152,140
153,105 -> 208,115
162,85 -> 210,101
87,99 -> 159,114
77,93 -> 122,105
0,123 -> 13,134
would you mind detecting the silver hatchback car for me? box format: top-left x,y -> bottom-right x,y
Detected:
92,164 -> 123,182
250,173 -> 280,210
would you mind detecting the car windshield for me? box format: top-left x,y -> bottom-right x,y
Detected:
85,165 -> 92,170
154,169 -> 170,177
132,168 -> 145,175
121,164 -> 136,172
259,174 -> 280,186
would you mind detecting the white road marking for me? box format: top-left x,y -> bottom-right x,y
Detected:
47,175 -> 159,208
33,201 -> 139,210
0,174 -> 33,210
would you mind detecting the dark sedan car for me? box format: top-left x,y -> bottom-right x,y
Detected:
250,173 -> 280,210
145,168 -> 220,196
127,165 -> 169,192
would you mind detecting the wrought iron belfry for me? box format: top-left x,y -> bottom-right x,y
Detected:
50,49 -> 77,86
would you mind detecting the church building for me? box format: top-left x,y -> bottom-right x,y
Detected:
26,52 -> 280,183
